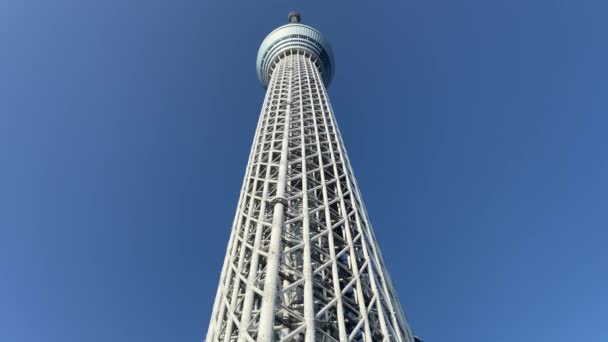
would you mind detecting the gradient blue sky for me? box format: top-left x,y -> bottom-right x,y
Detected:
1,1 -> 607,341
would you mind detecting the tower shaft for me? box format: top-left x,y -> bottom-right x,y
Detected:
206,49 -> 415,342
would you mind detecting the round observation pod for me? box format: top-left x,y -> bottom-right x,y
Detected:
256,13 -> 335,88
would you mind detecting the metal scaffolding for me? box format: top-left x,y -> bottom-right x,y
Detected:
206,13 -> 416,342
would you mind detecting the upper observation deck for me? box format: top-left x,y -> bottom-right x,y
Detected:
256,12 -> 335,88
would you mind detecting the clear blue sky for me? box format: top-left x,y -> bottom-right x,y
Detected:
1,1 -> 607,341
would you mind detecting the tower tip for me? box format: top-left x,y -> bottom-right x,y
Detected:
288,11 -> 301,23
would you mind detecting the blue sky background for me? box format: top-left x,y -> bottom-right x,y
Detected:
1,1 -> 607,341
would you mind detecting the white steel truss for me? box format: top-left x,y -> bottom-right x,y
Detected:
206,28 -> 415,342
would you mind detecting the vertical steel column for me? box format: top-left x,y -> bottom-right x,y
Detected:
257,56 -> 293,342
294,52 -> 316,342
237,56 -> 285,342
305,60 -> 348,342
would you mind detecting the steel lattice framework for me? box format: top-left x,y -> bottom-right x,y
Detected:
206,13 -> 416,342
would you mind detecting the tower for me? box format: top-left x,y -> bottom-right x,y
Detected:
206,12 -> 416,342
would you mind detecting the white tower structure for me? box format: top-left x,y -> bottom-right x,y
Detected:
206,12 -> 417,342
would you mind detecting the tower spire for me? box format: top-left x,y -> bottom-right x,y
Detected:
288,11 -> 301,23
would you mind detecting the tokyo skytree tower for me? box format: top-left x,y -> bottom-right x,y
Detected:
206,12 -> 418,342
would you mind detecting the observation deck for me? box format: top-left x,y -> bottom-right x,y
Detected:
256,12 -> 335,88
